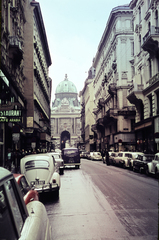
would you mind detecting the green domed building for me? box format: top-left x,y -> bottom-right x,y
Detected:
51,75 -> 81,149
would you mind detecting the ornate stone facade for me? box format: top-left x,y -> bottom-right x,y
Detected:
51,75 -> 81,149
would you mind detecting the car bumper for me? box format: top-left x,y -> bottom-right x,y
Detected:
34,184 -> 59,193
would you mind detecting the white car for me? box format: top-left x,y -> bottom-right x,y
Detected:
89,152 -> 102,161
0,167 -> 52,240
114,152 -> 143,168
147,153 -> 159,177
48,152 -> 64,175
20,153 -> 61,196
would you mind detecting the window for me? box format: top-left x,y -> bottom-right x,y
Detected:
148,58 -> 152,78
131,41 -> 134,56
139,6 -> 141,23
139,34 -> 141,52
148,95 -> 153,117
156,10 -> 158,28
156,91 -> 159,114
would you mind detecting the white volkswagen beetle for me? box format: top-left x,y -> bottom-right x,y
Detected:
0,167 -> 52,240
20,153 -> 61,196
147,153 -> 159,178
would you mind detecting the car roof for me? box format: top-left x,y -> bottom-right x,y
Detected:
21,153 -> 51,160
0,167 -> 12,179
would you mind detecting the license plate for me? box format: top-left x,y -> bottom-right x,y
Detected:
31,180 -> 45,185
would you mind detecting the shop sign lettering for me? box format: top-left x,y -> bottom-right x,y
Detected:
0,110 -> 21,117
0,117 -> 21,122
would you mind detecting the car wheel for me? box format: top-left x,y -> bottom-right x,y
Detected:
145,167 -> 149,176
54,190 -> 59,199
133,166 -> 136,172
129,163 -> 132,171
155,168 -> 159,179
60,169 -> 64,175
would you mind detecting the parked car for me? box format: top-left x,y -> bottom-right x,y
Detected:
14,174 -> 39,205
132,154 -> 155,173
0,167 -> 52,240
128,152 -> 146,170
108,152 -> 118,165
80,151 -> 90,159
89,152 -> 102,161
62,148 -> 81,168
146,153 -> 159,177
20,153 -> 61,196
48,152 -> 64,175
114,152 -> 143,168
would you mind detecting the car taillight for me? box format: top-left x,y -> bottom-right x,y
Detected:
53,179 -> 56,183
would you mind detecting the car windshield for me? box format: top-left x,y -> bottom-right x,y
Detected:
25,160 -> 50,170
53,154 -> 60,159
64,149 -> 79,157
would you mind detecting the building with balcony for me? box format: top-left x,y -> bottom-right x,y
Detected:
92,5 -> 135,152
51,75 -> 81,150
23,0 -> 52,152
0,0 -> 26,166
127,0 -> 159,153
79,67 -> 96,152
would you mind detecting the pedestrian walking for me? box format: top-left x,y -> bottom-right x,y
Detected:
6,148 -> 13,171
105,150 -> 110,165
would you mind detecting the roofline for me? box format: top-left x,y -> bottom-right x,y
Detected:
30,0 -> 52,67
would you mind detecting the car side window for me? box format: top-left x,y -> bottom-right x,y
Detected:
0,178 -> 26,240
20,176 -> 30,196
5,180 -> 24,233
125,154 -> 129,157
118,153 -> 123,157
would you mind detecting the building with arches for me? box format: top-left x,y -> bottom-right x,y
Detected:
51,75 -> 81,150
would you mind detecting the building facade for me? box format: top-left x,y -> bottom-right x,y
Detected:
127,0 -> 159,153
0,0 -> 52,166
24,0 -> 52,152
0,0 -> 26,166
91,5 -> 135,152
79,67 -> 96,152
51,75 -> 81,150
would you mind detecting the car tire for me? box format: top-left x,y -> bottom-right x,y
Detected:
145,167 -> 149,176
155,168 -> 159,179
129,163 -> 132,171
60,169 -> 64,175
133,166 -> 136,172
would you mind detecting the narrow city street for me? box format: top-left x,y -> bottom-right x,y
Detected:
44,159 -> 158,240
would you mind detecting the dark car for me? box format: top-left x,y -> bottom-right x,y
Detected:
133,154 -> 155,173
62,148 -> 80,168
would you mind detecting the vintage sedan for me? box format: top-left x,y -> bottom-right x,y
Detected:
132,154 -> 154,173
0,167 -> 52,240
147,153 -> 159,177
89,152 -> 102,161
14,174 -> 39,205
114,151 -> 143,168
109,152 -> 118,165
20,153 -> 61,196
48,152 -> 64,175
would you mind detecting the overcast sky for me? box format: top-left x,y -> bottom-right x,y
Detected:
38,0 -> 130,101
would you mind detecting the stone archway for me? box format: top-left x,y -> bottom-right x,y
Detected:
60,130 -> 70,149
